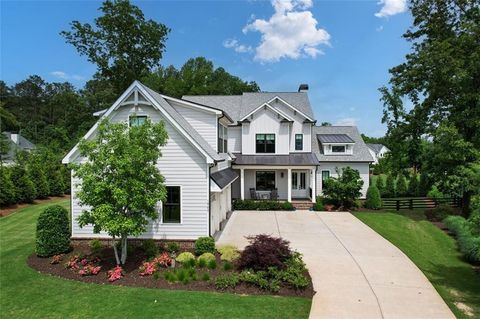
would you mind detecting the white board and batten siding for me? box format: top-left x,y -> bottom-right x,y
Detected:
71,104 -> 210,240
316,162 -> 370,199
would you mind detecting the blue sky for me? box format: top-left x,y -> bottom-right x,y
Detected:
1,0 -> 411,137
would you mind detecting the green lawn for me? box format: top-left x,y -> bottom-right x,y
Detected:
355,211 -> 480,319
0,199 -> 311,319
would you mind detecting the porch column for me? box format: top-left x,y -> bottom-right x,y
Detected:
311,168 -> 316,203
240,168 -> 245,200
287,168 -> 292,202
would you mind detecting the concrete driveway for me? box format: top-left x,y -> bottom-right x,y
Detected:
216,211 -> 455,319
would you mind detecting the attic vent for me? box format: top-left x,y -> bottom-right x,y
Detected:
298,84 -> 309,92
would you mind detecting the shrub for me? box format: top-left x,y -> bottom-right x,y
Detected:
184,258 -> 196,268
89,239 -> 103,255
141,239 -> 158,259
233,200 -> 294,211
154,252 -> 173,268
218,246 -> 240,262
444,216 -> 480,263
202,272 -> 210,281
207,259 -> 217,270
35,205 -> 71,257
0,166 -> 17,207
384,174 -> 396,198
196,257 -> 207,268
28,165 -> 50,199
365,186 -> 382,209
407,174 -> 419,197
48,170 -> 65,197
396,175 -> 408,197
239,270 -> 270,290
194,237 -> 215,255
223,261 -> 233,271
427,185 -> 444,199
418,173 -> 431,197
198,252 -> 215,263
11,165 -> 36,203
167,242 -> 179,254
425,204 -> 454,222
322,167 -> 363,209
238,234 -> 292,271
153,271 -> 161,280
312,197 -> 325,211
164,271 -> 177,283
281,202 -> 294,210
176,252 -> 195,263
215,274 -> 239,289
375,176 -> 385,197
468,209 -> 480,236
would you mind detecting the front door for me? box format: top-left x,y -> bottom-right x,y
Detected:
291,171 -> 308,198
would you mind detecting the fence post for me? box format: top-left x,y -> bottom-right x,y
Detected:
396,200 -> 400,211
409,199 -> 413,210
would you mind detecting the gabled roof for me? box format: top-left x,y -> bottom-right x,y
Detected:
182,92 -> 314,123
312,126 -> 374,162
318,134 -> 355,144
239,103 -> 294,122
366,143 -> 389,154
1,132 -> 36,161
63,81 -> 224,164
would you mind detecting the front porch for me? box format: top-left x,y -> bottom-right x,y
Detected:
231,166 -> 317,204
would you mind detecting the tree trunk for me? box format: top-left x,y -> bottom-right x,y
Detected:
461,191 -> 472,218
112,237 -> 121,265
120,234 -> 128,265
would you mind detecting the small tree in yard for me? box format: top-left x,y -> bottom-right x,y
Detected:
407,173 -> 419,197
384,174 -> 396,198
375,176 -> 385,198
323,167 -> 363,209
73,118 -> 168,265
365,186 -> 382,209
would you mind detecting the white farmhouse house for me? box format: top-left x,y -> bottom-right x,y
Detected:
366,143 -> 390,164
63,81 -> 373,240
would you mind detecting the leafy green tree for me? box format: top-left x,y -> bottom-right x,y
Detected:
11,164 -> 36,203
396,175 -> 408,197
407,173 -> 419,197
365,186 -> 382,209
73,118 -> 168,264
418,173 -> 431,197
323,167 -> 364,209
27,156 -> 50,199
375,175 -> 385,197
0,166 -> 16,206
384,174 -> 396,198
381,0 -> 480,215
61,0 -> 170,93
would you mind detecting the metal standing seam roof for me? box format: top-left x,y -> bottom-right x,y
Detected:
140,83 -> 224,162
210,168 -> 239,189
232,153 -> 319,166
312,126 -> 374,162
317,134 -> 355,144
182,92 -> 315,122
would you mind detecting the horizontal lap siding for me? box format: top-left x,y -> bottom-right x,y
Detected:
228,127 -> 241,152
71,104 -> 209,240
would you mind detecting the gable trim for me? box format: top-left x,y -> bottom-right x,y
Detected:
239,102 -> 294,122
267,96 -> 314,122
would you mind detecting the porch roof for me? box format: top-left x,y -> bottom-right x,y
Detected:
210,167 -> 239,189
232,153 -> 318,166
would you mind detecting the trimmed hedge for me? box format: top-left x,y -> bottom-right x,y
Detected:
35,205 -> 71,257
443,216 -> 480,264
233,200 -> 295,211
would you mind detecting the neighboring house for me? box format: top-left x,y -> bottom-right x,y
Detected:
366,143 -> 390,164
1,131 -> 36,165
63,81 -> 373,240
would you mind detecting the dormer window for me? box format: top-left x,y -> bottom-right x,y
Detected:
129,115 -> 147,127
332,145 -> 346,153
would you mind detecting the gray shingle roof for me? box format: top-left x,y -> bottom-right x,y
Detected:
317,134 -> 355,143
182,92 -> 314,122
366,143 -> 387,154
1,132 -> 35,162
312,126 -> 374,162
210,168 -> 239,189
139,83 -> 224,162
232,152 -> 318,166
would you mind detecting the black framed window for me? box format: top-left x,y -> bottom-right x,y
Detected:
256,171 -> 275,190
256,134 -> 275,153
129,115 -> 147,127
332,145 -> 346,153
163,186 -> 181,223
321,170 -> 330,188
295,134 -> 303,150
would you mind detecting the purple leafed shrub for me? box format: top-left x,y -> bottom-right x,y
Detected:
237,234 -> 292,271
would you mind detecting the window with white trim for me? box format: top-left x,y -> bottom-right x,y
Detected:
218,124 -> 228,153
332,145 -> 346,153
295,134 -> 303,151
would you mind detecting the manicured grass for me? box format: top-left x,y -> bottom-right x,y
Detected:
0,200 -> 311,319
355,211 -> 480,319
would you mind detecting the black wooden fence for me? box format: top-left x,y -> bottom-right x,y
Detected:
381,197 -> 462,211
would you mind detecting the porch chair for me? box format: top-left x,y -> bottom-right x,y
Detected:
270,188 -> 279,200
249,188 -> 258,200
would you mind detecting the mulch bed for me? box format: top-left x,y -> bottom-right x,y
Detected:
0,195 -> 70,217
27,243 -> 314,298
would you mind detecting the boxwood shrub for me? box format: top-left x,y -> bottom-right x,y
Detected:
194,236 -> 215,255
35,205 -> 71,257
233,200 -> 295,211
443,216 -> 480,264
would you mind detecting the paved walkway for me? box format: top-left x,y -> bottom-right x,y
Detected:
216,211 -> 455,319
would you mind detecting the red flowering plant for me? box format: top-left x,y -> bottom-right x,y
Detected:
79,264 -> 102,276
107,265 -> 123,282
139,261 -> 157,276
65,255 -> 81,270
155,252 -> 172,268
51,254 -> 64,265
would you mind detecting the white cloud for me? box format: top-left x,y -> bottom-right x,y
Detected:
223,39 -> 253,53
242,0 -> 330,62
51,71 -> 85,81
375,0 -> 407,18
335,117 -> 358,126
